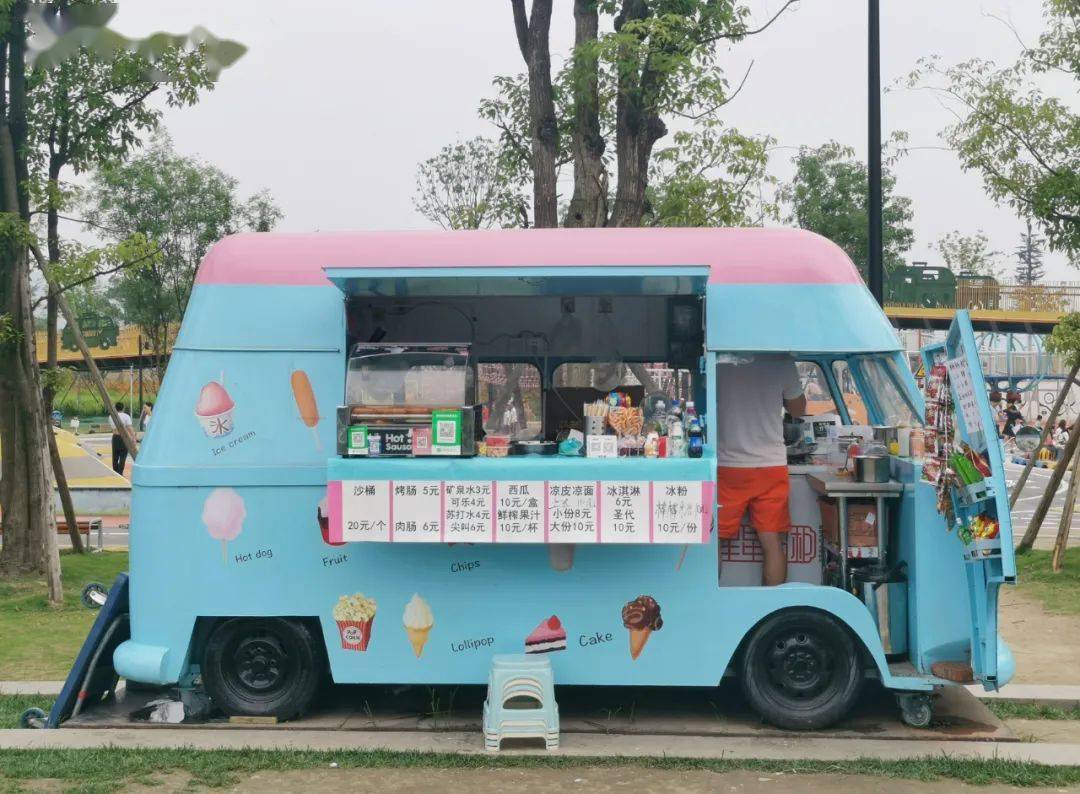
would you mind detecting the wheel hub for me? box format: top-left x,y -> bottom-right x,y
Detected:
766,631 -> 833,698
235,637 -> 286,692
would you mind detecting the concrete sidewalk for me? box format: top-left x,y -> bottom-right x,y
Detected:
968,684 -> 1080,709
1,727 -> 1079,765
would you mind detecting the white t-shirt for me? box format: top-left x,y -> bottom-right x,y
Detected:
108,412 -> 133,433
715,355 -> 803,468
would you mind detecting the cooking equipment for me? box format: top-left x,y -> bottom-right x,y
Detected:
854,454 -> 890,483
510,440 -> 558,456
872,425 -> 898,448
337,343 -> 478,457
852,563 -> 908,659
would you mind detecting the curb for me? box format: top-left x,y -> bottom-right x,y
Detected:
0,728 -> 1079,764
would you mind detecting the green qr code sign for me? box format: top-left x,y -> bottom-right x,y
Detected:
431,409 -> 461,446
348,425 -> 369,455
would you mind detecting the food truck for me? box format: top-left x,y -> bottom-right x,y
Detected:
111,228 -> 1015,731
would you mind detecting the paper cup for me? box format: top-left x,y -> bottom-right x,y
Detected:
197,408 -> 234,438
337,618 -> 374,651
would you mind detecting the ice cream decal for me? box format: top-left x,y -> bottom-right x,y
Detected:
196,380 -> 235,438
290,370 -> 322,451
622,595 -> 663,660
202,487 -> 246,563
334,592 -> 377,651
525,615 -> 566,654
402,593 -> 434,658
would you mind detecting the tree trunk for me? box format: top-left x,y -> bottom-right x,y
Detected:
1051,439 -> 1080,572
565,0 -> 607,228
29,242 -> 138,461
609,0 -> 666,227
45,170 -> 85,554
511,0 -> 559,228
1018,416 -> 1080,553
0,1 -> 62,601
1010,359 -> 1079,509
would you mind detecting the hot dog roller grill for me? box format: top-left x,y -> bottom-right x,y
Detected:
336,342 -> 479,457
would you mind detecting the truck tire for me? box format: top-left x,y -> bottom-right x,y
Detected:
202,618 -> 321,721
739,609 -> 863,730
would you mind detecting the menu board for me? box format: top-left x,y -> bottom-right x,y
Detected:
391,481 -> 442,542
333,479 -> 711,544
494,481 -> 545,543
547,482 -> 598,543
341,481 -> 391,542
443,480 -> 493,543
945,355 -> 984,441
599,482 -> 650,543
652,481 -> 707,544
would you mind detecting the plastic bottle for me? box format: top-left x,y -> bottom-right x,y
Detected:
684,401 -> 697,432
668,399 -> 683,437
669,422 -> 687,458
653,400 -> 668,436
687,419 -> 703,458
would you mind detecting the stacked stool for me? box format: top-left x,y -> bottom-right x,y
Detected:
482,654 -> 559,750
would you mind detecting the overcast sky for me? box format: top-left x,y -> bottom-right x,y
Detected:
109,1 -> 1074,279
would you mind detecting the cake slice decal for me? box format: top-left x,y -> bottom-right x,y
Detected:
525,615 -> 566,654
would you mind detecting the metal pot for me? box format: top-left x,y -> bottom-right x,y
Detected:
854,454 -> 890,483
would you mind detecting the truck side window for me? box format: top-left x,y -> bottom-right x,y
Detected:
796,362 -> 838,417
831,361 -> 870,424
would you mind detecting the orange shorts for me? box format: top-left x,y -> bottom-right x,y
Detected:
716,466 -> 791,540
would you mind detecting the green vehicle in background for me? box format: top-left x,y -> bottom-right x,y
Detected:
887,264 -> 1000,310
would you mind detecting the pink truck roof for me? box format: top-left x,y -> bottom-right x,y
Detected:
194,227 -> 863,287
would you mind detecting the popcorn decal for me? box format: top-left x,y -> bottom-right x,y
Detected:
334,592 -> 377,651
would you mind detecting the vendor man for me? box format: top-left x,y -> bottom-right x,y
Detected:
715,355 -> 806,586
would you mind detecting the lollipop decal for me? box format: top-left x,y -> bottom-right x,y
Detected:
290,370 -> 322,451
203,487 -> 246,563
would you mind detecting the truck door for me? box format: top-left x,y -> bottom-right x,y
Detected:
920,310 -> 1016,688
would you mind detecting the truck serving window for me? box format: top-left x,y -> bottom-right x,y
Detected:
478,363 -> 542,441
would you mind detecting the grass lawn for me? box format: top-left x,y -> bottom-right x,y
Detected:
0,551 -> 128,680
1015,548 -> 1080,616
0,750 -> 1078,791
987,700 -> 1080,721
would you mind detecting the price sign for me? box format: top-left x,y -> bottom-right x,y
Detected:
945,355 -> 984,440
652,481 -> 707,544
443,480 -> 493,543
547,481 -> 598,543
391,481 -> 442,542
599,482 -> 650,543
494,481 -> 545,543
340,481 -> 391,542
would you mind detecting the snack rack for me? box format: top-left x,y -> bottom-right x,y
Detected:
920,343 -> 1002,562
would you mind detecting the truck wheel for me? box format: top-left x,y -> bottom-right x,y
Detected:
202,618 -> 321,721
739,609 -> 863,731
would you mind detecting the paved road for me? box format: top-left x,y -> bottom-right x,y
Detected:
1005,461 -> 1080,550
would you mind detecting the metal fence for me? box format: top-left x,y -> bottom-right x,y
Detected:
886,281 -> 1080,314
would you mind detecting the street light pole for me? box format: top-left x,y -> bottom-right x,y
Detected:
868,0 -> 884,305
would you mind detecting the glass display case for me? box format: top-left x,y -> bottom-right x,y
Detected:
336,343 -> 478,457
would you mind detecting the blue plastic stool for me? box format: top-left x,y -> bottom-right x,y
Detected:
482,654 -> 559,750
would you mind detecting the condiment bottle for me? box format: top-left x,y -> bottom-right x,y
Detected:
910,428 -> 925,458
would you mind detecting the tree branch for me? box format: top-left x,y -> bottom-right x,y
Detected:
672,60 -> 754,120
703,0 -> 798,44
511,0 -> 530,59
29,244 -> 164,310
